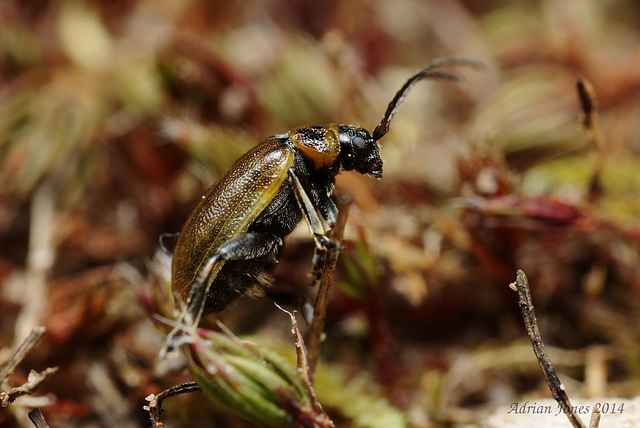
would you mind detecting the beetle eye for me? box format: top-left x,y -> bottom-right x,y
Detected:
352,135 -> 367,150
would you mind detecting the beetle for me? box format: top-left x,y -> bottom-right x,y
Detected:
171,58 -> 478,326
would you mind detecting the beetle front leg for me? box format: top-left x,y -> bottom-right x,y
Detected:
318,186 -> 338,228
288,170 -> 342,281
288,170 -> 328,244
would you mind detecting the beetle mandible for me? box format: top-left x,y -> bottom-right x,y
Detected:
171,58 -> 477,325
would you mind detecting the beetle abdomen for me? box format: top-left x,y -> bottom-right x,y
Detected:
172,139 -> 294,305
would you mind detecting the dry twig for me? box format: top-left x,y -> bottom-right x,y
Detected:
28,408 -> 51,428
308,197 -> 351,376
589,406 -> 601,428
0,326 -> 46,383
1,368 -> 59,408
144,381 -> 201,428
280,306 -> 336,427
1,326 -> 58,408
576,77 -> 606,201
509,270 -> 590,428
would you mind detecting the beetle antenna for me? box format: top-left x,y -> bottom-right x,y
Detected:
372,57 -> 482,141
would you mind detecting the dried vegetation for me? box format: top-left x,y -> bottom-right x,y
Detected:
1,0 -> 639,427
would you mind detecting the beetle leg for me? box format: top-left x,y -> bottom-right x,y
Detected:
187,232 -> 283,321
318,185 -> 338,228
163,251 -> 222,355
215,232 -> 283,261
163,231 -> 284,354
289,170 -> 343,281
187,253 -> 222,324
288,169 -> 331,248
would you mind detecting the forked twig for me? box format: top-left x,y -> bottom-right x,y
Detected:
1,367 -> 59,407
1,326 -> 58,408
509,270 -> 590,428
144,381 -> 201,427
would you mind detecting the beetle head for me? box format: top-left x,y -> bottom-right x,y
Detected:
338,125 -> 383,178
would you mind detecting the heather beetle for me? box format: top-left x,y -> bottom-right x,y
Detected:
171,58 -> 477,326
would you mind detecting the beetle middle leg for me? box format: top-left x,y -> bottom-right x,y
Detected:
288,170 -> 343,282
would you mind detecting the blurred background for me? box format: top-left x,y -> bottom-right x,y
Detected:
1,0 -> 639,426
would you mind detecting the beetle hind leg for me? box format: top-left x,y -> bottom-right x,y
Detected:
187,232 -> 283,319
216,232 -> 283,262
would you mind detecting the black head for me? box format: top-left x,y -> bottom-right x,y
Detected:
338,125 -> 383,178
337,59 -> 481,179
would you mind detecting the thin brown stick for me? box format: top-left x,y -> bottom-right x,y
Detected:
510,270 -> 587,428
588,406 -> 601,428
28,408 -> 51,428
16,184 -> 55,342
144,381 -> 201,428
308,197 -> 351,376
576,77 -> 606,201
0,326 -> 46,383
280,307 -> 336,428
